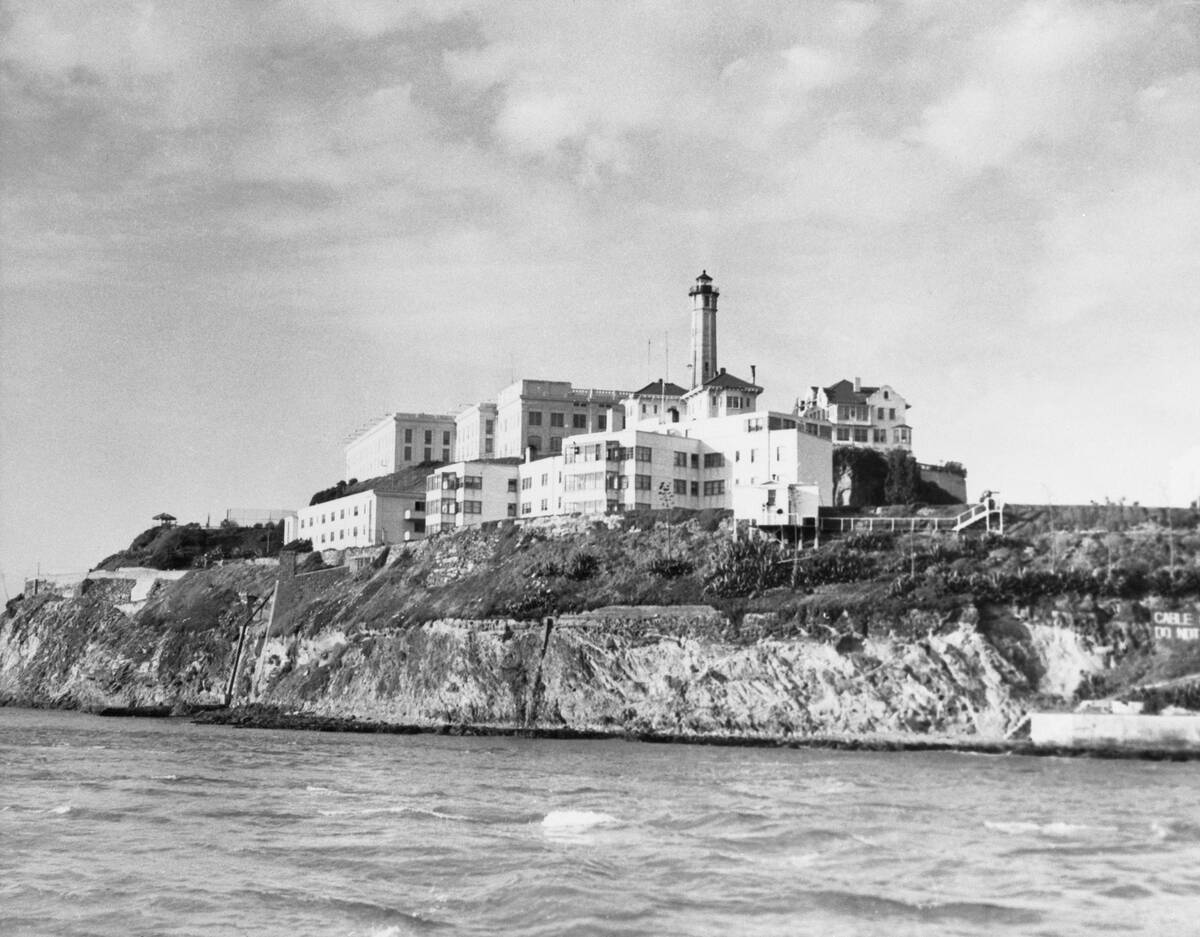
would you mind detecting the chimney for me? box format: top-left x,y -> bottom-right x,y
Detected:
854,376 -> 861,393
751,364 -> 757,385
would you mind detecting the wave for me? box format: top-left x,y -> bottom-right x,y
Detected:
150,774 -> 179,781
984,820 -> 1117,837
541,809 -> 617,829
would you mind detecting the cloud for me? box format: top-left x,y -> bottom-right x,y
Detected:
914,1 -> 1149,171
1170,446 -> 1200,507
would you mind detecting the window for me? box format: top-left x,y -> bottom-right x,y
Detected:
889,408 -> 896,420
440,499 -> 457,514
507,503 -> 516,517
634,474 -> 651,490
414,501 -> 425,512
528,411 -> 543,426
550,412 -> 565,428
424,429 -> 433,444
463,475 -> 482,489
321,514 -> 326,523
836,428 -> 850,441
521,502 -> 532,515
352,526 -> 357,536
485,419 -> 494,434
353,506 -> 358,516
527,435 -> 542,453
674,451 -> 688,467
703,453 -> 725,468
550,436 -> 562,454
746,417 -> 763,432
507,478 -> 518,492
597,415 -> 607,430
442,448 -> 450,461
749,449 -> 756,463
540,498 -> 548,511
673,478 -> 688,495
320,534 -> 325,543
443,430 -> 451,445
424,447 -> 432,461
540,473 -> 548,486
404,446 -> 412,461
404,429 -> 412,443
883,390 -> 890,400
877,407 -> 885,420
636,446 -> 652,462
572,414 -> 587,429
874,430 -> 887,443
690,482 -> 699,496
703,480 -> 726,495
462,501 -> 482,514
690,453 -> 700,469
766,489 -> 776,506
522,477 -> 532,490
853,427 -> 869,442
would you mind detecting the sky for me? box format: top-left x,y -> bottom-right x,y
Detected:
3,0 -> 1200,587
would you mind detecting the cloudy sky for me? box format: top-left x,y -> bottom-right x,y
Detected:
2,0 -> 1200,584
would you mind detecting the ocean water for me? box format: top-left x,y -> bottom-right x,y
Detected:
2,710 -> 1199,936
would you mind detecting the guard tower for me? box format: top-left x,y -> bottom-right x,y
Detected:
688,270 -> 719,388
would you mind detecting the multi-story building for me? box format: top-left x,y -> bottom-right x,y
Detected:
424,459 -> 522,533
798,378 -> 912,451
343,412 -> 457,481
493,379 -> 629,460
454,402 -> 498,462
284,472 -> 429,548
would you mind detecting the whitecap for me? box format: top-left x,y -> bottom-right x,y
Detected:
151,774 -> 178,781
541,809 -> 616,829
985,820 -> 1116,837
48,804 -> 72,815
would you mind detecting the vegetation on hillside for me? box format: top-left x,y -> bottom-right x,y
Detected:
95,521 -> 285,571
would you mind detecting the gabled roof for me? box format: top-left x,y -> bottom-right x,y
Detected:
703,370 -> 762,392
822,379 -> 879,405
632,379 -> 687,397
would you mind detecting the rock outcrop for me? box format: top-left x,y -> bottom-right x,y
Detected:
0,555 -> 1132,743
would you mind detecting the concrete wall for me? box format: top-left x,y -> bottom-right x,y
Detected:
1031,712 -> 1200,750
919,465 -> 968,503
344,412 -> 456,480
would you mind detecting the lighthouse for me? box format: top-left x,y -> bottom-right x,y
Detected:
688,270 -> 718,388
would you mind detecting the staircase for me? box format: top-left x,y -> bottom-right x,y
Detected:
954,497 -> 1004,533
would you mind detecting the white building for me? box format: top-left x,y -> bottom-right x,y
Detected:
284,474 -> 429,549
343,412 -> 457,481
799,379 -> 912,451
425,460 -> 522,533
454,402 -> 498,462
493,379 -> 628,460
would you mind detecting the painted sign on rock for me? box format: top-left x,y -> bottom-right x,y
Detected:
1153,609 -> 1200,641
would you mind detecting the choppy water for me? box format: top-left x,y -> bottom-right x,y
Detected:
2,709 -> 1199,936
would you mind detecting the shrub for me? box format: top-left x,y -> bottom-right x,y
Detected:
648,555 -> 695,579
704,537 -> 791,597
281,538 -> 313,553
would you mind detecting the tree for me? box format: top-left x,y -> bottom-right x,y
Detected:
833,447 -> 887,506
884,448 -> 920,505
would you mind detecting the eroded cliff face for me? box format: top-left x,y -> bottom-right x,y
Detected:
0,559 -> 1136,742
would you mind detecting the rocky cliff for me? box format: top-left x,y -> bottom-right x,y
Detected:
8,515 -> 1187,743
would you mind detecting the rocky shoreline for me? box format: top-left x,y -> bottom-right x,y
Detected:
181,704 -> 1200,762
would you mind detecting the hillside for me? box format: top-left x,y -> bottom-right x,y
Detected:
2,503 -> 1199,745
94,521 -> 285,571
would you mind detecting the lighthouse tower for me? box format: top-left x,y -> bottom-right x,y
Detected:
688,270 -> 718,388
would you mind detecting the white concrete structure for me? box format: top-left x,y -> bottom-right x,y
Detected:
689,270 -> 719,386
494,379 -> 628,460
454,402 -> 498,462
799,378 -> 912,450
285,484 -> 427,548
1031,712 -> 1200,751
343,412 -> 457,481
425,460 -> 522,532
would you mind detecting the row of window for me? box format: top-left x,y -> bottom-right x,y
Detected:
527,411 -> 601,429
834,427 -> 911,444
434,500 -> 483,515
563,444 -> 654,464
404,446 -> 450,462
403,428 -> 453,445
833,405 -> 899,423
